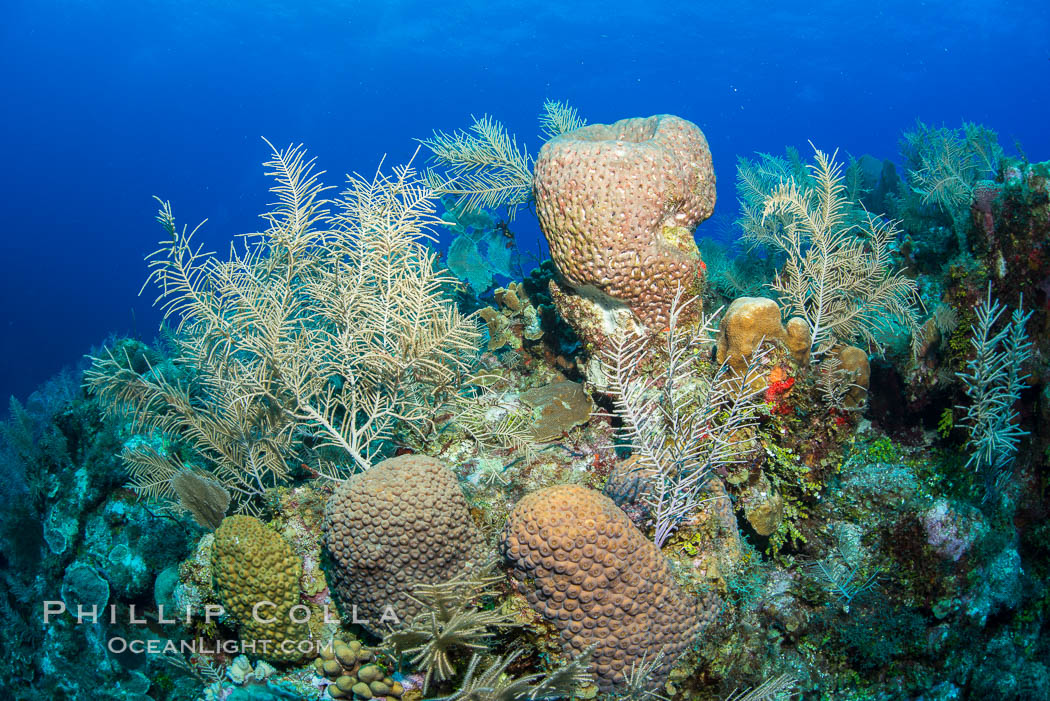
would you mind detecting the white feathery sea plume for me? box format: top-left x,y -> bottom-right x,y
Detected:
601,288 -> 769,548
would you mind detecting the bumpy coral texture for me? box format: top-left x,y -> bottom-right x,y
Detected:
323,455 -> 484,635
716,296 -> 811,376
834,344 -> 871,409
213,515 -> 309,663
500,484 -> 704,692
315,638 -> 404,699
533,114 -> 715,329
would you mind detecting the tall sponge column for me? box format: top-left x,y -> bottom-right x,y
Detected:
499,484 -> 707,693
213,515 -> 311,663
533,115 -> 715,343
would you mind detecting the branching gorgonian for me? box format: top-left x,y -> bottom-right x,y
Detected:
602,289 -> 769,548
612,649 -> 670,700
956,285 -> 1032,494
724,674 -> 799,701
538,99 -> 587,140
807,548 -> 881,615
437,645 -> 595,701
901,120 -> 1004,214
419,115 -> 534,218
758,145 -> 922,356
383,561 -> 518,694
85,142 -> 479,513
419,102 -> 585,220
451,386 -> 536,461
815,355 -> 859,413
736,146 -> 813,252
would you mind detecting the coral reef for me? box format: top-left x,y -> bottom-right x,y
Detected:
8,122 -> 1050,701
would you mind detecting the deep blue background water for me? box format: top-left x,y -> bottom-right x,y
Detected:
1,0 -> 1048,404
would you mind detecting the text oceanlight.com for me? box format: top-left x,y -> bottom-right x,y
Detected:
108,637 -> 326,656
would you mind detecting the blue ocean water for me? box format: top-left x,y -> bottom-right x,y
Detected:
1,0 -> 1047,404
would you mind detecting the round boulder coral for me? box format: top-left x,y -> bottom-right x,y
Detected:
499,484 -> 706,692
322,454 -> 484,635
533,114 -> 715,336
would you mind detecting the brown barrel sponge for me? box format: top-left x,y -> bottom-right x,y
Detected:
533,115 -> 715,331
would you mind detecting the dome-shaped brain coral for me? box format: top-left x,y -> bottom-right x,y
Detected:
322,454 -> 485,635
213,515 -> 310,663
533,114 -> 715,336
499,484 -> 707,692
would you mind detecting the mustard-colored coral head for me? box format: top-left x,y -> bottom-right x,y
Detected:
213,515 -> 310,663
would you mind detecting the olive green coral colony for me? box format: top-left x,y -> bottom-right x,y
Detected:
17,106 -> 1046,700
213,515 -> 311,664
